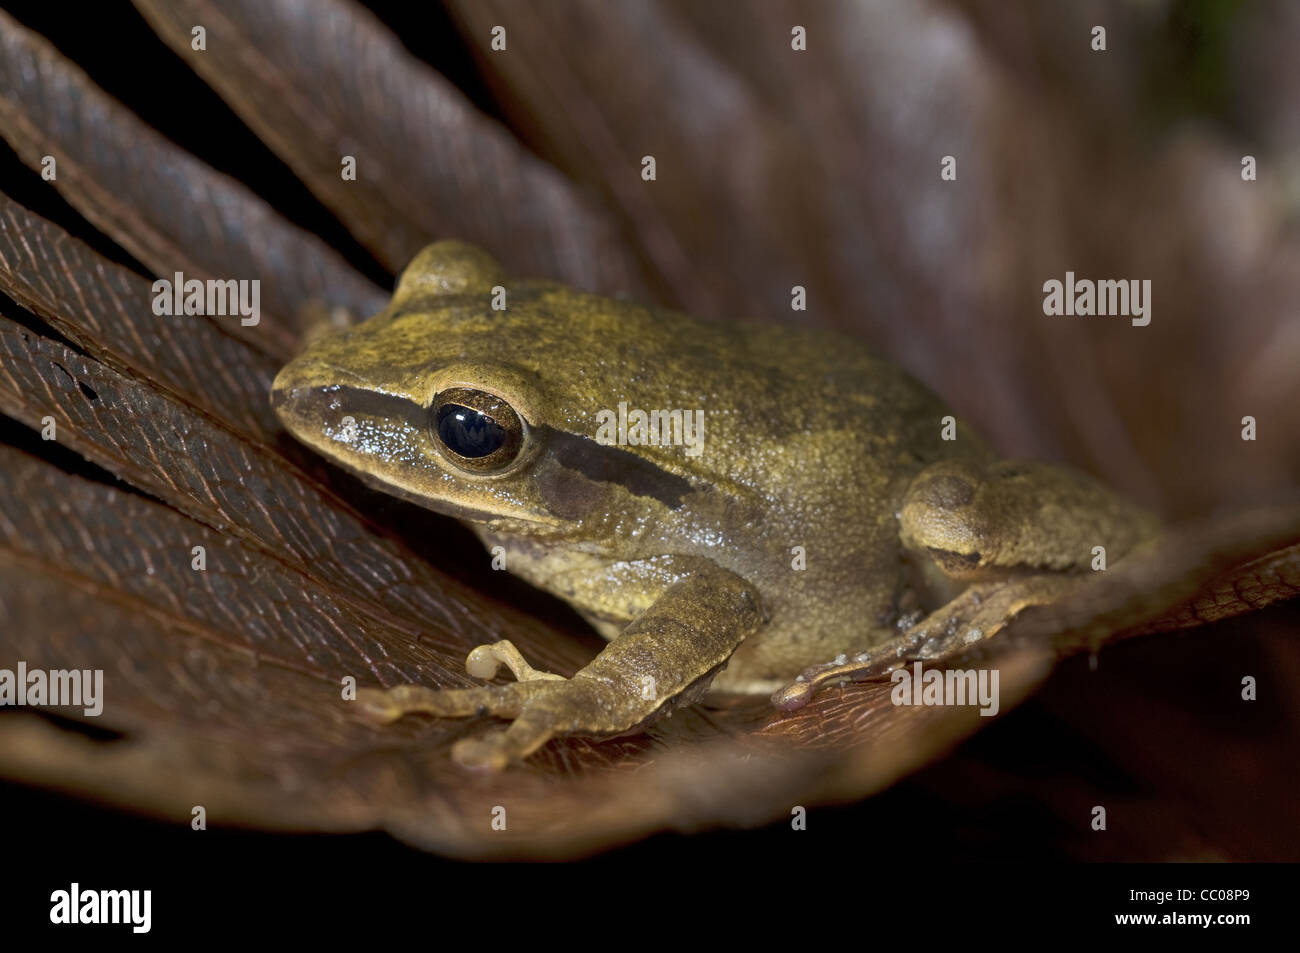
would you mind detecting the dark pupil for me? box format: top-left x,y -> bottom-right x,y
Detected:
436,403 -> 506,458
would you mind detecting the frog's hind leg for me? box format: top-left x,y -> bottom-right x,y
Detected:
771,575 -> 1075,711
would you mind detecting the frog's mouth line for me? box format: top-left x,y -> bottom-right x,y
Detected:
308,440 -> 570,532
376,484 -> 568,535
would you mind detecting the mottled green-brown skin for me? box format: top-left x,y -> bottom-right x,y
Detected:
272,241 -> 1157,768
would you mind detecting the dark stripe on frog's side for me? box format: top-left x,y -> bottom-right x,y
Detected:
536,426 -> 693,509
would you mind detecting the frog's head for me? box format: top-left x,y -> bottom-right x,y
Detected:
271,241 -> 702,540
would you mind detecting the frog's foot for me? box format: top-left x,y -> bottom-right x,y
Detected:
357,670 -> 648,771
358,569 -> 762,770
356,639 -> 603,771
771,577 -> 1074,711
445,679 -> 615,771
355,639 -> 563,727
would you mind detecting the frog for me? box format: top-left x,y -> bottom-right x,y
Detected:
271,241 -> 1160,770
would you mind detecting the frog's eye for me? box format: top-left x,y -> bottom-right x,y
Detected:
430,387 -> 525,473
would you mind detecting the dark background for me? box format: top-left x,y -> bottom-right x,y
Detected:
0,0 -> 1294,932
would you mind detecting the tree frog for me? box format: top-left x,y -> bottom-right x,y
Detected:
272,241 -> 1158,770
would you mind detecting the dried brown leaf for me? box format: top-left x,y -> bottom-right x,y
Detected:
132,0 -> 651,297
0,1 -> 1296,860
0,193 -> 281,440
0,6 -> 387,357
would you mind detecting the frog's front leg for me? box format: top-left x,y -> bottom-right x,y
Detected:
357,566 -> 762,770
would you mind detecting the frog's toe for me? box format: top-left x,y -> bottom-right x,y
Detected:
465,639 -> 566,683
449,727 -> 533,772
450,733 -> 512,772
772,653 -> 883,711
354,683 -> 530,723
451,707 -> 565,771
770,680 -> 814,711
355,686 -> 408,724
